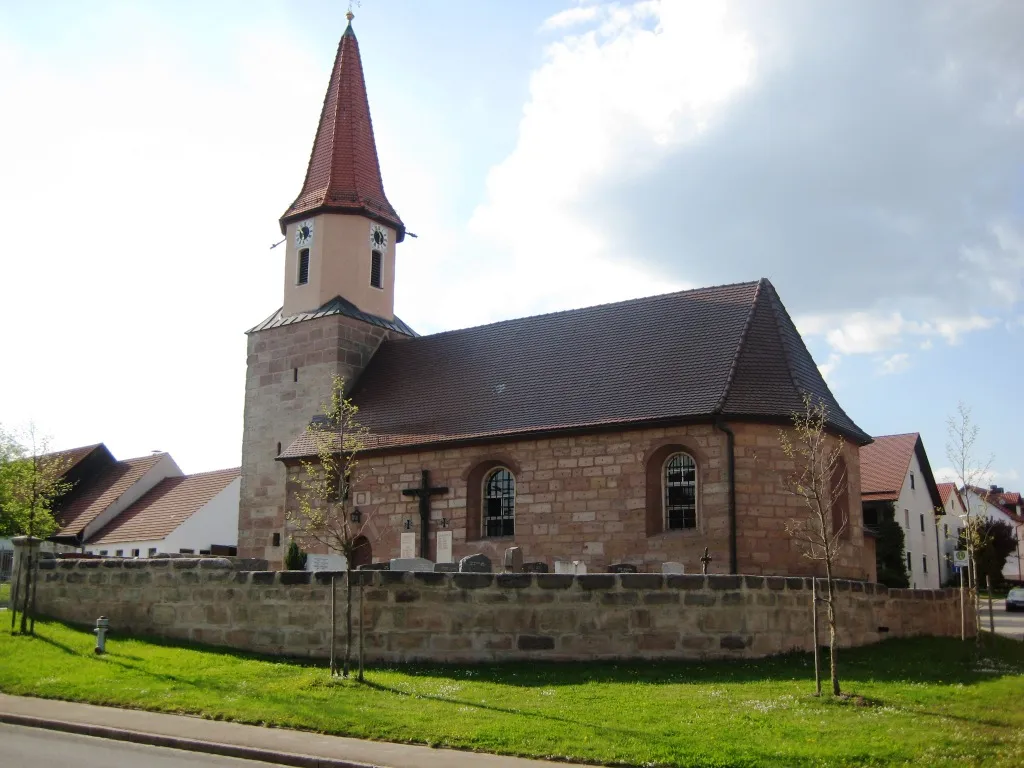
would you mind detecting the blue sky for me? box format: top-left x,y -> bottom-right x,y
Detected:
0,0 -> 1021,487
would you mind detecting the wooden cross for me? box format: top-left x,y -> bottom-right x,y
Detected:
401,470 -> 448,559
701,547 -> 712,575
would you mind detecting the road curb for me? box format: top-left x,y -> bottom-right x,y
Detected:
0,712 -> 385,768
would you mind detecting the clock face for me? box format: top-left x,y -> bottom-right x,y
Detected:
369,223 -> 388,251
295,220 -> 314,247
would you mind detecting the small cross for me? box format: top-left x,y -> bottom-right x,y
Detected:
401,470 -> 448,559
701,547 -> 712,575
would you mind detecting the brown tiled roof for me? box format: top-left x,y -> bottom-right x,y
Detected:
247,294 -> 415,337
281,278 -> 870,458
937,482 -> 956,506
280,20 -> 404,240
860,433 -> 919,500
56,453 -> 168,537
44,443 -> 103,474
88,468 -> 240,546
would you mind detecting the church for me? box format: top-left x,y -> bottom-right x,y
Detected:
238,14 -> 875,580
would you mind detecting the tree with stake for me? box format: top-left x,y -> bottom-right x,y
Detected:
0,424 -> 72,635
777,394 -> 850,696
287,376 -> 385,680
945,402 -> 992,639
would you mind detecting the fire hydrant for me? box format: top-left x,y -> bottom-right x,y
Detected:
94,616 -> 110,655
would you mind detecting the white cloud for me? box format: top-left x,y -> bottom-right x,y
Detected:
540,5 -> 601,31
817,353 -> 841,384
878,353 -> 910,376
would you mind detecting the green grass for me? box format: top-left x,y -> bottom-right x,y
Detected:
2,622 -> 1023,767
0,582 -> 9,605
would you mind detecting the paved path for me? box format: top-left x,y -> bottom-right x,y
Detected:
0,693 -> 596,768
2,723 -> 290,768
985,598 -> 1024,642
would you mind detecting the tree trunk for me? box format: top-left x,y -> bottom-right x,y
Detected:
19,551 -> 32,635
10,556 -> 22,633
29,555 -> 39,635
959,567 -> 965,642
358,581 -> 364,682
811,577 -> 821,696
329,575 -> 338,677
824,560 -> 840,696
343,566 -> 353,678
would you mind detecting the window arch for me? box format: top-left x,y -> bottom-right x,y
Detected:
483,467 -> 515,537
663,452 -> 697,530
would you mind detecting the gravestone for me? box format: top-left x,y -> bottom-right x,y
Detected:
523,561 -> 549,574
357,561 -> 389,571
553,560 -> 575,575
399,532 -> 416,559
389,557 -> 434,573
608,562 -> 638,574
306,553 -> 347,572
458,553 -> 492,573
573,560 -> 587,575
661,561 -> 685,575
433,562 -> 457,573
436,530 -> 453,564
503,546 -> 523,573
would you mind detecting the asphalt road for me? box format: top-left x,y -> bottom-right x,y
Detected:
0,724 -> 289,768
983,598 -> 1024,641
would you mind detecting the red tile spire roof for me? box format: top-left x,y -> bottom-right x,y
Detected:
280,16 -> 404,241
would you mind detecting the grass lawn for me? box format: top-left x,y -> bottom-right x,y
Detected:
0,582 -> 9,605
1,621 -> 1023,767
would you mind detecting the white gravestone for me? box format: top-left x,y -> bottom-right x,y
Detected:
389,557 -> 435,572
306,553 -> 347,572
572,560 -> 587,575
400,532 -> 416,559
436,530 -> 453,564
661,561 -> 685,575
554,560 -> 574,575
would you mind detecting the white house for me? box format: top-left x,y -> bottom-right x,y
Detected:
936,483 -> 967,585
961,486 -> 1024,583
84,468 -> 240,557
860,433 -> 944,589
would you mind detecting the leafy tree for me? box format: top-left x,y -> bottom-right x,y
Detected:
286,376 -> 387,679
777,394 -> 849,696
874,505 -> 910,588
283,538 -> 308,571
0,424 -> 73,635
961,518 -> 1018,589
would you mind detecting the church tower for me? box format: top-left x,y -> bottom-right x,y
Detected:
238,12 -> 413,565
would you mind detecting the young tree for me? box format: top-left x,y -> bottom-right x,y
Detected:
778,394 -> 849,696
0,424 -> 72,635
945,402 -> 992,637
874,506 -> 910,588
286,376 -> 385,680
961,518 -> 1018,589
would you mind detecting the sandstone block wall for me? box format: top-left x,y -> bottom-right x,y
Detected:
295,422 -> 870,580
33,558 -> 970,663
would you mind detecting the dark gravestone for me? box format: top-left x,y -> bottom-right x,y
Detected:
434,562 -> 457,573
358,562 -> 390,571
608,563 -> 639,574
522,561 -> 549,574
458,553 -> 492,573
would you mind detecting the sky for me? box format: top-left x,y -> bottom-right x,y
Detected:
0,0 -> 1021,487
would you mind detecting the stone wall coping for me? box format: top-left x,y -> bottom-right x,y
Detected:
36,558 -> 955,599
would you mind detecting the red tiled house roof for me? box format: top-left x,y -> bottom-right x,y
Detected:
279,18 -> 404,240
937,482 -> 959,507
88,468 -> 240,546
281,278 -> 870,458
860,433 -> 944,510
55,453 -> 168,538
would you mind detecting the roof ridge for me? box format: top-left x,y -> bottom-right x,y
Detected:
182,467 -> 241,479
412,280 -> 762,342
713,277 -> 765,414
871,432 -> 921,440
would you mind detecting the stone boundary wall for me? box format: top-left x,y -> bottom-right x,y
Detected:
32,558 -> 972,663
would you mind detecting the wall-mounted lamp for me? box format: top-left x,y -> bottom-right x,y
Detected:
404,519 -> 413,531
350,508 -> 362,524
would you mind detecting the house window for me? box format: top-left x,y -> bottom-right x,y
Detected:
179,548 -> 194,554
132,549 -> 140,557
99,550 -> 108,556
297,248 -> 310,285
483,467 -> 515,537
115,549 -> 123,557
944,523 -> 948,539
920,513 -> 925,532
906,551 -> 912,571
272,532 -> 281,547
370,250 -> 383,289
664,453 -> 697,530
148,548 -> 157,556
910,472 -> 915,490
904,509 -> 909,528
922,555 -> 928,574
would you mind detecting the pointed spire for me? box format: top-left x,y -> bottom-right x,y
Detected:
280,18 -> 404,241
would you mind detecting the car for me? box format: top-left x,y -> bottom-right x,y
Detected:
1006,587 -> 1024,612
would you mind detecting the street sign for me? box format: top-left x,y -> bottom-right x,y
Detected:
953,550 -> 969,569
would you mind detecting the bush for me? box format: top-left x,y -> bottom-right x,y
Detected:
284,539 -> 307,571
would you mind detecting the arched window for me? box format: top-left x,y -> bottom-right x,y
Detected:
483,467 -> 515,537
664,452 -> 697,530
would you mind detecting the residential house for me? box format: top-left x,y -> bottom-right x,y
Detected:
961,485 -> 1024,583
860,433 -> 944,588
936,483 -> 967,585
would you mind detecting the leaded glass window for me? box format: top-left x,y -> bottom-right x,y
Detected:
664,453 -> 697,530
484,467 -> 515,537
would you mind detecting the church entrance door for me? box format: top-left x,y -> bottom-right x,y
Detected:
352,536 -> 372,568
